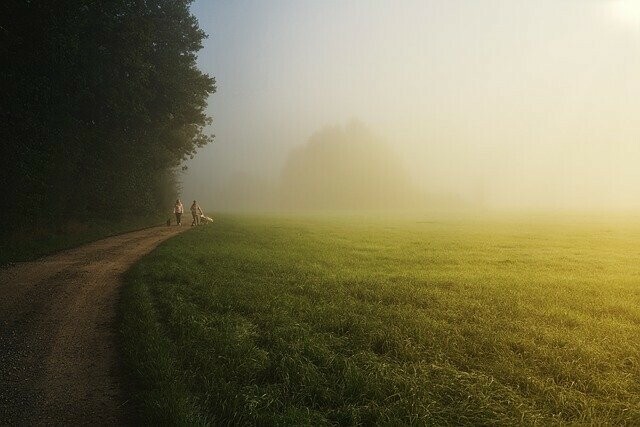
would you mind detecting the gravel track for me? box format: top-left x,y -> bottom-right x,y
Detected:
0,225 -> 187,425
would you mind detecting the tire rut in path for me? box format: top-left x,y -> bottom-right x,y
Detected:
0,225 -> 188,425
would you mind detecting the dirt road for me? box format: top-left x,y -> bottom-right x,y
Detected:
0,225 -> 187,425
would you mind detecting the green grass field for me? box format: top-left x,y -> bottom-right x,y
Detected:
120,214 -> 640,425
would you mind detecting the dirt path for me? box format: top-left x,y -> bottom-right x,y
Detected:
0,225 -> 187,425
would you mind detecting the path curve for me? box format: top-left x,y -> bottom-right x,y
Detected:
0,225 -> 187,425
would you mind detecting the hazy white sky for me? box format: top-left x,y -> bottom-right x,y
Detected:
184,0 -> 640,211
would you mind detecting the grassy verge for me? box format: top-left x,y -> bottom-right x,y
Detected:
0,214 -> 165,265
120,214 -> 640,425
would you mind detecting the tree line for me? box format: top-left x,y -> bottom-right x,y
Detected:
0,0 -> 215,237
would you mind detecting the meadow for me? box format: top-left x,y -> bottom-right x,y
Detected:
120,214 -> 640,425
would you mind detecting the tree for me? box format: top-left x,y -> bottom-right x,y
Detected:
0,0 -> 215,235
280,122 -> 420,210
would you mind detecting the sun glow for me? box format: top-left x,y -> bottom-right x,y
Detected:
610,0 -> 640,28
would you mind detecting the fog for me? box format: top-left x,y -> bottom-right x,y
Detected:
183,0 -> 640,213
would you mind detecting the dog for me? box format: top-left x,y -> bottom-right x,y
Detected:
166,218 -> 172,227
199,214 -> 214,224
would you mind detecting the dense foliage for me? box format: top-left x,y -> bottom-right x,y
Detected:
0,0 -> 215,236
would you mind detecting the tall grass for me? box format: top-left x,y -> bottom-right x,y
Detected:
0,214 -> 164,265
120,214 -> 640,425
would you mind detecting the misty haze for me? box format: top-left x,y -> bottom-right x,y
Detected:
185,0 -> 640,214
211,121 -> 466,211
3,1 -> 640,425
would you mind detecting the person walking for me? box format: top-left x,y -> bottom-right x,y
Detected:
174,199 -> 184,226
190,200 -> 203,226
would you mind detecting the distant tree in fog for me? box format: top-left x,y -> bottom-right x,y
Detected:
280,122 -> 421,210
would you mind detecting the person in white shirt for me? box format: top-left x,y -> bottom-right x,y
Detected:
174,199 -> 184,226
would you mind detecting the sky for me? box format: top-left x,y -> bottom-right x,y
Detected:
183,0 -> 640,211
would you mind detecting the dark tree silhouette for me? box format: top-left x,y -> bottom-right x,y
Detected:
0,0 -> 215,235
